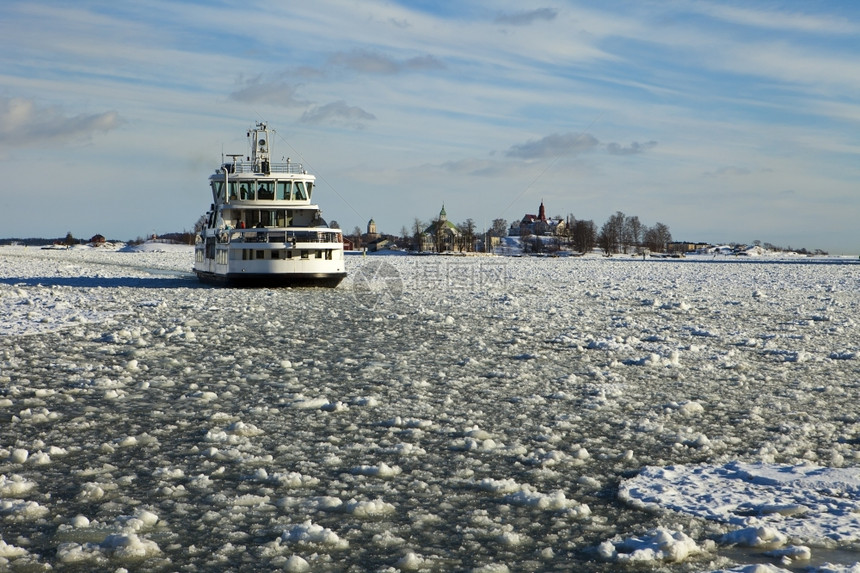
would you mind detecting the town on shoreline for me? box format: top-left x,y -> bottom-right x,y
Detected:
0,200 -> 835,258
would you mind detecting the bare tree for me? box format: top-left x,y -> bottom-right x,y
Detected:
643,222 -> 672,252
411,218 -> 425,251
654,222 -> 672,251
572,219 -> 596,253
599,211 -> 625,254
564,213 -> 576,245
598,226 -> 613,255
521,230 -> 535,253
624,215 -> 642,253
457,219 -> 476,252
490,218 -> 508,237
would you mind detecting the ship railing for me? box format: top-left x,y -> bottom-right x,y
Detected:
221,161 -> 306,175
218,228 -> 341,245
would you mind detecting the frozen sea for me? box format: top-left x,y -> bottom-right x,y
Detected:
2,244 -> 860,572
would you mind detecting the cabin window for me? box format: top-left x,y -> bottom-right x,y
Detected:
315,250 -> 323,259
272,250 -> 280,260
306,181 -> 313,199
257,182 -> 274,200
256,250 -> 264,259
301,250 -> 309,259
212,181 -> 225,202
286,250 -> 293,259
275,210 -> 286,227
240,184 -> 254,200
277,181 -> 292,200
294,181 -> 307,200
228,182 -> 239,200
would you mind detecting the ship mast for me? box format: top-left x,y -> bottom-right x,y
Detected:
248,122 -> 272,174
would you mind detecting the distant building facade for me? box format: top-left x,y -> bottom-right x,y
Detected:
421,205 -> 461,252
509,201 -> 566,236
667,241 -> 711,254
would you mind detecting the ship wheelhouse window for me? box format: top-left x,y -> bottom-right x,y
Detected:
212,181 -> 224,202
294,181 -> 307,200
240,184 -> 254,201
257,182 -> 274,200
277,181 -> 292,200
228,182 -> 238,200
306,181 -> 313,199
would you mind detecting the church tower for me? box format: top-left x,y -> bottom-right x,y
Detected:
366,218 -> 379,241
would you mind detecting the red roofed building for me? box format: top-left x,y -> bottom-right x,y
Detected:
509,201 -> 566,236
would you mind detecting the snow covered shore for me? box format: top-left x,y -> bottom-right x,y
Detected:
1,245 -> 859,571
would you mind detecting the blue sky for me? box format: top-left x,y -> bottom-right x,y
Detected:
1,1 -> 858,253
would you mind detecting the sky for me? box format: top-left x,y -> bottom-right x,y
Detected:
1,1 -> 858,254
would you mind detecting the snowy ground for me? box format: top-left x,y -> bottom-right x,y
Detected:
1,245 -> 860,572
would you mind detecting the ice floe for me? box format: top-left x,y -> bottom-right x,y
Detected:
1,245 -> 859,571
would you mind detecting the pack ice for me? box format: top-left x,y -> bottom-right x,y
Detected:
1,244 -> 859,572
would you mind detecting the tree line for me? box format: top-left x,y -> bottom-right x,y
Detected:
595,211 -> 672,255
347,210 -> 672,255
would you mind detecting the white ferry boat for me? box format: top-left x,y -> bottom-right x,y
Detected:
194,123 -> 346,287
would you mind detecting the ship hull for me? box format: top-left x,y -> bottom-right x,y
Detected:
195,270 -> 346,288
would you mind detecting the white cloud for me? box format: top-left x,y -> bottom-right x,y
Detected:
506,133 -> 600,159
328,50 -> 445,75
0,97 -> 121,148
689,2 -> 858,34
494,8 -> 558,26
229,77 -> 309,107
606,141 -> 657,155
300,101 -> 376,128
